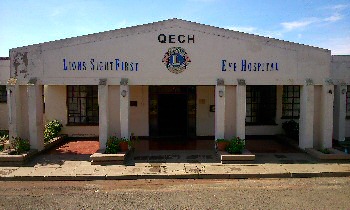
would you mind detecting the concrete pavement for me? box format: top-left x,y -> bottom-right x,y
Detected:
0,150 -> 350,181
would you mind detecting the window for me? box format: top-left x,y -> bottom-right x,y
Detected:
282,85 -> 300,119
347,86 -> 350,118
0,86 -> 7,103
246,85 -> 276,125
67,85 -> 98,125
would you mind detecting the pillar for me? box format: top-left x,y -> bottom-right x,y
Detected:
7,84 -> 19,143
299,80 -> 314,149
333,84 -> 347,142
236,80 -> 246,139
120,78 -> 129,139
27,84 -> 44,151
320,81 -> 334,148
215,79 -> 225,140
98,79 -> 109,149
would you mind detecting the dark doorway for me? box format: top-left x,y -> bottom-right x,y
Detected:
149,86 -> 196,141
158,94 -> 187,137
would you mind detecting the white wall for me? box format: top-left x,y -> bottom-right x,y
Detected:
108,85 -> 120,137
196,86 -> 215,136
331,55 -> 350,139
130,85 -> 149,136
10,19 -> 330,87
225,85 -> 236,139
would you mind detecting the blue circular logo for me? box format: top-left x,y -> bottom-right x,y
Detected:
162,47 -> 191,74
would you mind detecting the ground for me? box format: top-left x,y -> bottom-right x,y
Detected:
1,178 -> 349,209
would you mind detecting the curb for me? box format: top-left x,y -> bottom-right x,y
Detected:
1,171 -> 350,181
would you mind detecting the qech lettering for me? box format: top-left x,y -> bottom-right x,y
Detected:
63,58 -> 139,71
221,59 -> 279,72
158,34 -> 195,43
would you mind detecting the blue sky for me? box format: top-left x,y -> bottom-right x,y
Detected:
0,0 -> 349,56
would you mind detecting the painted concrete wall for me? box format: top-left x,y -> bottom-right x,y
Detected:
225,85 -> 236,139
10,19 -> 330,87
130,86 -> 149,136
331,55 -> 350,139
196,86 -> 215,136
108,85 -> 120,137
0,59 -> 10,130
313,85 -> 322,148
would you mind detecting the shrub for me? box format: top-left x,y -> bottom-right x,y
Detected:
282,120 -> 299,139
226,137 -> 245,154
44,120 -> 63,143
105,136 -> 122,154
10,137 -> 30,155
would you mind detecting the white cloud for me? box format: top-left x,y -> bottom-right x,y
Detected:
324,4 -> 349,11
324,13 -> 343,22
281,19 -> 317,31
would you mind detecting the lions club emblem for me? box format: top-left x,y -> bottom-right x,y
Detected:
162,47 -> 191,74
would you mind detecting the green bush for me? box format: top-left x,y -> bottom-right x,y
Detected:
105,136 -> 122,154
44,120 -> 63,143
226,137 -> 245,154
282,120 -> 299,139
11,137 -> 30,155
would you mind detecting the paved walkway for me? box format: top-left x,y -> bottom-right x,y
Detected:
1,150 -> 350,181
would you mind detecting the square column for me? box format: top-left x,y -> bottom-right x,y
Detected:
7,84 -> 19,143
215,79 -> 225,140
320,82 -> 334,148
27,84 -> 44,151
120,78 -> 129,139
333,84 -> 347,142
299,81 -> 314,149
98,79 -> 109,149
236,80 -> 246,139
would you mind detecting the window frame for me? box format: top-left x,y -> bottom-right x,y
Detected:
246,85 -> 277,125
282,85 -> 300,119
0,86 -> 7,103
66,85 -> 99,126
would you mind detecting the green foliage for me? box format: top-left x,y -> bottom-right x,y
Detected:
44,120 -> 63,143
318,148 -> 331,154
216,138 -> 229,143
282,120 -> 299,139
11,137 -> 30,155
105,136 -> 122,154
226,137 -> 245,154
105,136 -> 131,153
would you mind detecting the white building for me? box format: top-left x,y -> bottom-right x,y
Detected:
0,19 -> 349,151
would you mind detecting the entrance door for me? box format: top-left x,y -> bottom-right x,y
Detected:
158,94 -> 187,137
149,86 -> 196,139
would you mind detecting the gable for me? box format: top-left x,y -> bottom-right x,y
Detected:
10,19 -> 331,85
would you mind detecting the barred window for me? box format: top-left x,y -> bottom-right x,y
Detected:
347,86 -> 350,118
282,85 -> 300,119
0,86 -> 7,103
246,85 -> 276,125
67,85 -> 99,125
